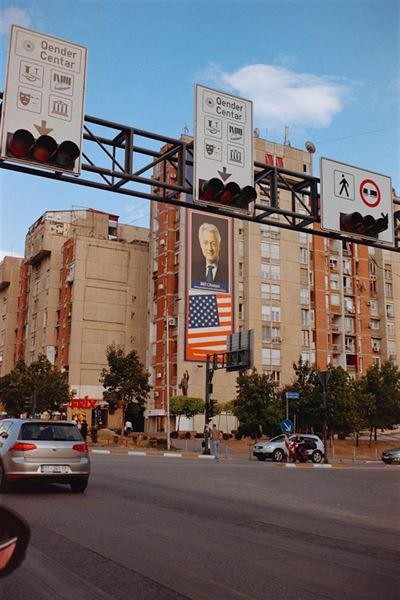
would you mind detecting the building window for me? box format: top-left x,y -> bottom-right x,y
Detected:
261,242 -> 280,260
301,309 -> 310,326
345,317 -> 354,333
343,259 -> 352,275
331,294 -> 340,306
330,275 -> 340,289
301,330 -> 310,346
300,288 -> 309,305
238,240 -> 244,257
386,304 -> 394,317
261,263 -> 280,280
370,319 -> 380,330
301,352 -> 310,363
238,262 -> 244,278
238,303 -> 243,320
262,348 -> 281,366
387,321 -> 395,337
384,267 -> 392,280
330,256 -> 339,270
371,339 -> 381,352
299,248 -> 308,265
385,282 -> 393,297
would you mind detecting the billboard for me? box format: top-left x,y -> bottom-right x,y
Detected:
185,210 -> 234,362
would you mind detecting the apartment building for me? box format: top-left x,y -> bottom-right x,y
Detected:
0,256 -> 23,376
146,135 -> 399,433
11,208 -> 149,427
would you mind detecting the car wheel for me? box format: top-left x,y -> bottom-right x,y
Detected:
0,461 -> 10,493
272,449 -> 285,463
312,450 -> 323,464
70,478 -> 88,493
256,455 -> 267,461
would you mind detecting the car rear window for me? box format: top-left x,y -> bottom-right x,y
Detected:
18,423 -> 83,442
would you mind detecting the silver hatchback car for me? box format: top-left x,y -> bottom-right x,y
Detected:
0,419 -> 90,493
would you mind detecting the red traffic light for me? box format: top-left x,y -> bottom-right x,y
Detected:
7,129 -> 34,158
200,178 -> 256,210
340,212 -> 388,238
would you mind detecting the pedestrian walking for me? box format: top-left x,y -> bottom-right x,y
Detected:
80,419 -> 88,441
211,424 -> 222,460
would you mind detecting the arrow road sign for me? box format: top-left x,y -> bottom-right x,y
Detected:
280,419 -> 294,434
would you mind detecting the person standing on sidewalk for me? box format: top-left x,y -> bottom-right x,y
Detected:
211,424 -> 222,460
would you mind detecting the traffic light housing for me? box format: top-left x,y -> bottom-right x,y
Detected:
340,211 -> 388,239
7,129 -> 80,172
23,396 -> 32,414
199,178 -> 256,210
205,399 -> 218,423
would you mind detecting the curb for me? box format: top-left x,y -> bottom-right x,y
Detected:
90,449 -> 351,466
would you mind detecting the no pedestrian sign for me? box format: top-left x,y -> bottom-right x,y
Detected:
320,158 -> 394,246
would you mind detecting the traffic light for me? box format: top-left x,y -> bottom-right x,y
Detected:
7,129 -> 80,171
205,399 -> 218,423
199,178 -> 257,210
340,211 -> 388,239
23,396 -> 32,414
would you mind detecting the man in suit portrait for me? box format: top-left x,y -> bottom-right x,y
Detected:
191,221 -> 229,292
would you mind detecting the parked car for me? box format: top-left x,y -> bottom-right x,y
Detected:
253,433 -> 325,463
0,419 -> 90,493
381,447 -> 400,465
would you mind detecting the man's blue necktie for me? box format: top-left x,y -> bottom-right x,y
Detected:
206,265 -> 214,282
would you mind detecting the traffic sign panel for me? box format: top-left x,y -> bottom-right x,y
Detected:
0,26 -> 87,175
193,84 -> 254,213
320,158 -> 393,245
280,419 -> 294,434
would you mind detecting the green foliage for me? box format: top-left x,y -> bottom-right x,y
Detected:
358,361 -> 400,436
169,395 -> 204,431
233,369 -> 282,436
100,344 -> 151,426
0,355 -> 70,416
285,358 -> 321,430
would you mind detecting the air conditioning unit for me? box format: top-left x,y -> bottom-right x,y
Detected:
156,372 -> 162,378
158,284 -> 164,291
160,239 -> 165,246
373,347 -> 380,353
368,323 -> 372,328
168,317 -> 176,327
154,391 -> 159,397
366,300 -> 372,306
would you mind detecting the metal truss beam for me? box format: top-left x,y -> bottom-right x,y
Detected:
1,93 -> 399,253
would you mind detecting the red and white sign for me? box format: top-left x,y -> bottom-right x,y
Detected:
360,179 -> 381,207
320,158 -> 394,246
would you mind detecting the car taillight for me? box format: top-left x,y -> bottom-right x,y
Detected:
9,442 -> 37,452
72,443 -> 88,452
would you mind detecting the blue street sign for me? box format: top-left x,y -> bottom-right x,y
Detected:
280,419 -> 294,434
286,391 -> 300,400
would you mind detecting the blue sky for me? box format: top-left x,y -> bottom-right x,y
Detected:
1,0 -> 399,257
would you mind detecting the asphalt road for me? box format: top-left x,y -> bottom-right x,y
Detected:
0,456 -> 399,600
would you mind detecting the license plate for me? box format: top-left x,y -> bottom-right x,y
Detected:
41,465 -> 71,474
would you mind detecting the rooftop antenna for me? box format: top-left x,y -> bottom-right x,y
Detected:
182,124 -> 189,136
284,126 -> 291,147
253,127 -> 260,138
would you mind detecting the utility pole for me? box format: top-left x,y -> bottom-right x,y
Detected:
319,371 -> 331,464
203,354 -> 213,455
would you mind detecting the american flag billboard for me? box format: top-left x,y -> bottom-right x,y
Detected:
185,210 -> 234,361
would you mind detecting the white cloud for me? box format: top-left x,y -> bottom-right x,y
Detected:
0,7 -> 32,35
205,64 -> 349,129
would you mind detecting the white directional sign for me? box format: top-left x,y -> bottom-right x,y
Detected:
0,25 -> 87,175
320,157 -> 393,245
194,84 -> 253,210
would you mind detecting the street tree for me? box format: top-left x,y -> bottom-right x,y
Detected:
100,343 -> 151,431
287,358 -> 321,431
169,396 -> 204,432
0,356 -> 70,416
233,369 -> 282,437
358,361 -> 400,443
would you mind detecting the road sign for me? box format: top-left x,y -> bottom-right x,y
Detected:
280,419 -> 294,434
320,158 -> 393,245
286,391 -> 300,400
193,84 -> 254,212
0,25 -> 87,175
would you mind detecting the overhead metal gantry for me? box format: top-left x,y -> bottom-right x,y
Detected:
1,92 -> 399,252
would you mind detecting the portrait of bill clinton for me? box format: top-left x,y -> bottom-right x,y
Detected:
190,217 -> 229,293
